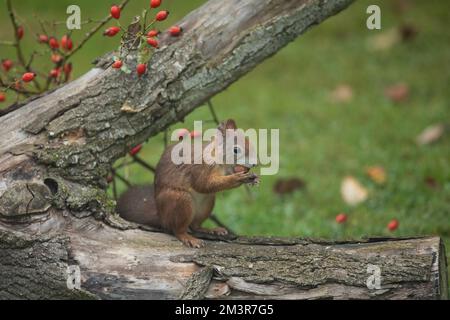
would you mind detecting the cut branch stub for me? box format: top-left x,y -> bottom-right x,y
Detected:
0,182 -> 51,218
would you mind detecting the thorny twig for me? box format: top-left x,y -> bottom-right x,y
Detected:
132,155 -> 156,173
6,0 -> 42,91
64,0 -> 131,61
1,0 -> 131,108
0,76 -> 37,96
207,100 -> 220,125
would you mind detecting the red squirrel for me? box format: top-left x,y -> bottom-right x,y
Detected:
117,119 -> 258,248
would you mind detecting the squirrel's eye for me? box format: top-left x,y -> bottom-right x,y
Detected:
233,146 -> 241,154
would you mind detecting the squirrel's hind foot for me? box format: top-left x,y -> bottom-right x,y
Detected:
177,233 -> 205,248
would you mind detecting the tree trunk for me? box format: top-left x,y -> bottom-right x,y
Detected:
0,0 -> 447,299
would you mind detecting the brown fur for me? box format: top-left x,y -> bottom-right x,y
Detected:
117,185 -> 160,228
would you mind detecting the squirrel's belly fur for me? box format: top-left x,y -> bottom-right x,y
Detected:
189,190 -> 215,220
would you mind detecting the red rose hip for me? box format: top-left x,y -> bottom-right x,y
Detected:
63,63 -> 72,78
150,0 -> 162,8
51,54 -> 62,64
147,29 -> 159,37
129,144 -> 142,156
61,35 -> 73,51
22,72 -> 35,82
17,26 -> 24,40
39,34 -> 49,43
2,59 -> 13,72
136,63 -> 147,76
155,10 -> 169,21
387,219 -> 399,231
49,37 -> 59,49
104,26 -> 121,37
110,5 -> 121,19
49,69 -> 60,78
0,93 -> 5,102
335,213 -> 347,224
112,60 -> 123,69
147,37 -> 158,48
169,26 -> 182,36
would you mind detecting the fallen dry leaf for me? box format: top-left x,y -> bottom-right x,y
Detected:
416,123 -> 446,145
368,28 -> 400,51
341,176 -> 368,206
273,177 -> 305,195
385,83 -> 410,103
330,84 -> 353,103
366,166 -> 387,184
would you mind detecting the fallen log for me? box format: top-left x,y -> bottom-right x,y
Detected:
0,219 -> 447,299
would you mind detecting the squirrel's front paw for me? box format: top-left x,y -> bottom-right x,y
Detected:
233,172 -> 258,184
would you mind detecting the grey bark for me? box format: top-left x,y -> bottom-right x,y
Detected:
0,0 -> 447,299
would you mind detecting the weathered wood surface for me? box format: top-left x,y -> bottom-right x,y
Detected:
0,0 -> 448,300
1,219 -> 447,299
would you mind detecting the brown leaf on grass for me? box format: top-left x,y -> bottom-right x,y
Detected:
366,166 -> 387,184
330,84 -> 353,104
385,83 -> 410,103
416,123 -> 446,145
392,0 -> 412,15
399,24 -> 418,42
341,176 -> 368,206
273,177 -> 305,195
368,23 -> 417,51
368,28 -> 400,51
424,177 -> 439,189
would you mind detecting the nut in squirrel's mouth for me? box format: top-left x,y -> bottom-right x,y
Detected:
233,165 -> 251,174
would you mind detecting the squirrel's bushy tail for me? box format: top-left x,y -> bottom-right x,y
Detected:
117,185 -> 161,228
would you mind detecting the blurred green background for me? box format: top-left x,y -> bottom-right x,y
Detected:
1,1 -> 449,287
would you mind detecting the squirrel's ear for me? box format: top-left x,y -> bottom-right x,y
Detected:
218,119 -> 237,133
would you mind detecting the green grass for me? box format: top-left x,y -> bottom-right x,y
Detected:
1,0 -> 449,290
